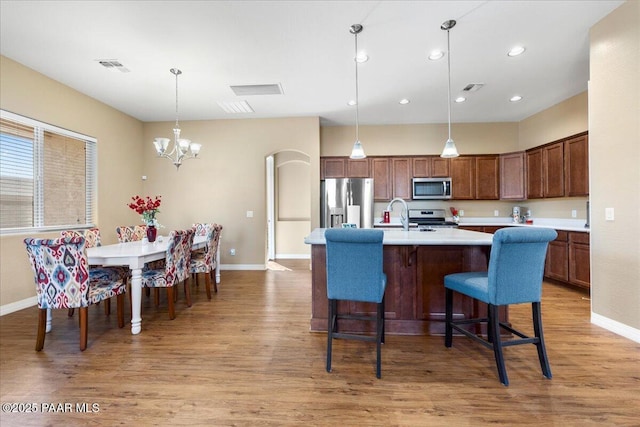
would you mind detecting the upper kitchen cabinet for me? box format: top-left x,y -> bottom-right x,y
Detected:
450,156 -> 475,200
320,157 -> 370,179
500,151 -> 527,200
412,157 -> 450,178
391,157 -> 413,200
475,155 -> 500,200
527,148 -> 544,199
371,157 -> 391,201
564,133 -> 589,197
543,141 -> 565,197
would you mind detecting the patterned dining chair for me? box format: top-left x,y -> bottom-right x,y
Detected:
61,228 -> 127,316
115,225 -> 147,243
141,229 -> 195,320
24,236 -> 127,351
190,223 -> 223,298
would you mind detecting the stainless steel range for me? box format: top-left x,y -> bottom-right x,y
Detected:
408,208 -> 458,229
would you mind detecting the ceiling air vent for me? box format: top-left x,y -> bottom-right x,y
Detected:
217,100 -> 254,114
97,59 -> 130,73
230,84 -> 283,96
462,83 -> 484,92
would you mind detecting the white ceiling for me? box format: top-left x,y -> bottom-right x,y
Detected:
0,1 -> 624,126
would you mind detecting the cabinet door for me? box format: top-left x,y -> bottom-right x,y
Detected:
346,158 -> 370,178
569,232 -> 590,289
391,157 -> 412,200
371,158 -> 391,201
527,148 -> 544,199
450,157 -> 475,199
321,157 -> 346,179
500,151 -> 527,200
431,157 -> 451,177
412,157 -> 431,178
475,155 -> 500,200
565,134 -> 589,196
543,142 -> 565,197
545,231 -> 568,282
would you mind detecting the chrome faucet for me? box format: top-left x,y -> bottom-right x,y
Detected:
386,198 -> 409,231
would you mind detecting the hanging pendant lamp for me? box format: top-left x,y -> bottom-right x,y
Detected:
349,24 -> 366,160
152,68 -> 201,170
440,20 -> 460,158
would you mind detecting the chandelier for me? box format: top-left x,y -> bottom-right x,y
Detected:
152,68 -> 201,169
440,20 -> 460,158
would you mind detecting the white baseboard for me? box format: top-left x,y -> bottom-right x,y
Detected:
0,296 -> 37,316
274,254 -> 311,260
220,264 -> 266,271
591,312 -> 640,343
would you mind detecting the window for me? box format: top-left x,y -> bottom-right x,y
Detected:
0,110 -> 96,233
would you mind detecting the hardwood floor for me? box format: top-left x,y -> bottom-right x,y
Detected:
1,260 -> 638,426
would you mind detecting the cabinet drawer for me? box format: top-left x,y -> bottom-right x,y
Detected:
569,232 -> 589,244
554,231 -> 568,242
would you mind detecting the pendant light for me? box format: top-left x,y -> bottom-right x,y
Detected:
349,24 -> 366,159
152,68 -> 202,169
440,20 -> 460,158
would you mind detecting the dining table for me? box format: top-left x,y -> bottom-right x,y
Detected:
86,234 -> 207,334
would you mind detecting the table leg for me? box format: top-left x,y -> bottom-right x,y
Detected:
130,268 -> 143,334
215,250 -> 221,284
46,308 -> 52,333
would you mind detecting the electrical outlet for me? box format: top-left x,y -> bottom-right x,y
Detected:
459,210 -> 464,217
494,210 -> 499,217
605,208 -> 614,221
571,210 -> 577,218
229,248 -> 236,256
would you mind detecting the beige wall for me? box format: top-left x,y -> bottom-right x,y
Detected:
321,122 -> 519,157
589,0 -> 640,331
0,55 -> 144,307
141,117 -> 319,267
518,92 -> 589,149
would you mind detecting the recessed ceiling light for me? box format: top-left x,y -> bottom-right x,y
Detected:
355,53 -> 369,63
510,95 -> 523,102
347,100 -> 357,106
508,46 -> 526,57
455,97 -> 466,103
399,99 -> 410,105
428,50 -> 444,60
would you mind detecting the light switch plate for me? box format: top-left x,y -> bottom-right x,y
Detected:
246,210 -> 254,218
605,207 -> 614,221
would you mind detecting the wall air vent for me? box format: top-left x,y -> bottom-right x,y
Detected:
230,84 -> 283,96
97,59 -> 130,73
217,100 -> 255,114
462,83 -> 484,92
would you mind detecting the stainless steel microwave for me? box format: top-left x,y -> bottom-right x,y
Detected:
412,177 -> 452,199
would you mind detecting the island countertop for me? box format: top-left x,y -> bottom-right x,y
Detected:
304,227 -> 494,246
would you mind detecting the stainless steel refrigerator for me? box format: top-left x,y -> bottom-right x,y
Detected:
321,178 -> 374,229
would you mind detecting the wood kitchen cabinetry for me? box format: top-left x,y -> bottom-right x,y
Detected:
543,142 -> 565,197
371,157 -> 391,201
565,133 -> 589,196
500,151 -> 527,200
391,157 -> 412,200
412,157 -> 450,178
568,231 -> 590,289
320,157 -> 370,179
545,231 -> 569,282
475,155 -> 500,200
527,148 -> 544,199
450,156 -> 475,200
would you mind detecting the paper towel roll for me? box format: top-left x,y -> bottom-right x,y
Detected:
347,205 -> 360,228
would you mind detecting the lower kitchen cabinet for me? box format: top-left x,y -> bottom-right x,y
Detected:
545,230 -> 590,289
545,231 -> 569,282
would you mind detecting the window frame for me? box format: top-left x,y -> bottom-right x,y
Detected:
0,109 -> 97,235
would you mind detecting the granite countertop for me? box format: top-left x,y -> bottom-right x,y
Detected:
457,217 -> 590,233
304,228 -> 493,246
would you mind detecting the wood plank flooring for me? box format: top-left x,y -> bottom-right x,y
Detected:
1,260 -> 638,426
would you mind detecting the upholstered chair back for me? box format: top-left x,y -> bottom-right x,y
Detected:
164,229 -> 195,286
116,225 -> 147,243
487,227 -> 558,305
61,228 -> 102,248
24,236 -> 90,309
324,228 -> 386,303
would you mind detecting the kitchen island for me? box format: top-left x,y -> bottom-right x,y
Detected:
304,228 -> 499,336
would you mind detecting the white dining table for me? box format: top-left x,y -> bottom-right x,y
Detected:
86,235 -> 207,334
